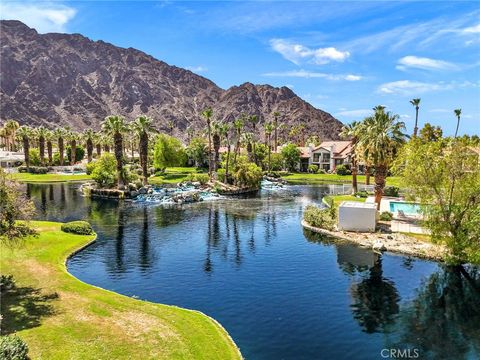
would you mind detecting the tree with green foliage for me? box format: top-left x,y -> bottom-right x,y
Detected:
248,114 -> 259,164
394,138 -> 480,264
53,127 -> 67,166
419,123 -> 443,142
0,169 -> 36,244
340,121 -> 361,193
45,129 -> 54,166
66,145 -> 85,165
233,116 -> 244,163
132,116 -> 155,185
91,153 -> 117,188
153,134 -> 186,172
264,122 -> 274,171
281,143 -> 301,172
186,137 -> 208,168
357,107 -> 406,209
102,115 -> 128,188
272,111 -> 280,152
230,155 -> 262,189
83,129 -> 95,163
35,126 -> 48,166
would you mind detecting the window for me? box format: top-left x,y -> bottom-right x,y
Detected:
322,153 -> 330,162
313,153 -> 320,162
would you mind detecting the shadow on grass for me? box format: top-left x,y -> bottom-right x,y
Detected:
1,278 -> 59,335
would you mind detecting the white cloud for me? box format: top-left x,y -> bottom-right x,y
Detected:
0,2 -> 76,33
378,80 -> 479,95
262,69 -> 361,81
400,114 -> 411,119
397,56 -> 458,71
269,39 -> 350,65
185,65 -> 208,73
336,109 -> 372,118
463,24 -> 480,34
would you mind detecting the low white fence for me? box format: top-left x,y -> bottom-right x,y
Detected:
321,184 -> 375,195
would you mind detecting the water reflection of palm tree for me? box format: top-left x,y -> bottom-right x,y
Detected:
391,266 -> 480,359
49,184 -> 54,201
115,204 -> 126,273
350,257 -> 400,333
232,216 -> 242,266
139,206 -> 151,271
204,208 -> 213,273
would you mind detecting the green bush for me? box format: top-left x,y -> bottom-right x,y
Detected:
91,153 -> 117,188
0,274 -> 15,291
354,190 -> 369,198
379,211 -> 393,221
269,153 -> 284,171
384,186 -> 399,197
303,205 -> 336,231
0,335 -> 29,360
281,143 -> 301,172
308,164 -> 319,174
318,168 -> 326,174
85,161 -> 96,175
66,145 -> 85,164
61,221 -> 94,235
231,157 -> 263,188
216,168 -> 226,183
28,149 -> 41,166
335,164 -> 351,176
194,173 -> 210,185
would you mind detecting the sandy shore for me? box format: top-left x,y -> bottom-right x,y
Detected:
301,220 -> 447,261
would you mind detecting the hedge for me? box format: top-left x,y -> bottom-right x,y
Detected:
60,221 -> 94,235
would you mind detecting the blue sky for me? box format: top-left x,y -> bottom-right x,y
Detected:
1,1 -> 479,136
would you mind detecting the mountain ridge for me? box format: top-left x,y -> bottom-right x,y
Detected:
0,20 -> 343,140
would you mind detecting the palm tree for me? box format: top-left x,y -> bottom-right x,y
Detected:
248,114 -> 259,164
340,121 -> 360,194
357,107 -> 407,209
272,111 -> 280,152
132,115 -> 155,186
45,129 -> 54,165
4,119 -> 19,151
212,122 -> 223,171
243,133 -> 254,162
221,123 -> 232,183
102,115 -> 128,188
54,128 -> 67,166
83,129 -> 95,163
36,126 -> 48,166
454,109 -> 462,138
101,134 -> 111,153
233,116 -> 244,164
410,98 -> 421,138
93,133 -> 102,157
17,126 -> 32,170
201,107 -> 214,177
264,122 -> 274,171
68,131 -> 79,166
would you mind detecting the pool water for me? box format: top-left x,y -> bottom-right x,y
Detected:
26,183 -> 480,360
389,201 -> 422,216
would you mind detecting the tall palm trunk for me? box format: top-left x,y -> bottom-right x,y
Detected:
225,141 -> 231,184
413,106 -> 419,138
39,136 -> 45,166
267,133 -> 271,171
96,143 -> 101,157
47,140 -> 53,165
365,165 -> 371,185
252,124 -> 257,165
207,120 -> 213,177
247,141 -> 253,162
213,133 -> 220,171
86,138 -> 93,163
139,132 -> 148,186
71,140 -> 77,165
22,135 -> 30,170
233,130 -> 241,164
114,132 -> 125,188
274,118 -> 278,152
58,138 -> 64,166
351,157 -> 358,194
454,117 -> 460,138
374,164 -> 387,210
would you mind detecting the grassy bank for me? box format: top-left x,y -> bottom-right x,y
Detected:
281,173 -> 401,187
323,194 -> 367,207
10,173 -> 92,183
149,167 -> 204,185
0,222 -> 241,360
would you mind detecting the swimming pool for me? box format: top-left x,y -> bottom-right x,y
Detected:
389,201 -> 422,215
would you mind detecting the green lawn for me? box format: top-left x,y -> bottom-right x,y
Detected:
150,167 -> 204,185
0,222 -> 241,360
10,173 -> 92,183
281,173 -> 402,187
323,194 -> 367,207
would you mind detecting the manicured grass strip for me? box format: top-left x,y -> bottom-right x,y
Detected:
150,167 -> 205,185
10,173 -> 92,183
323,195 -> 367,207
281,173 -> 401,187
0,222 -> 241,360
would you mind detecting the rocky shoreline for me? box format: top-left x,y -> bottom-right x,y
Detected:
301,220 -> 448,261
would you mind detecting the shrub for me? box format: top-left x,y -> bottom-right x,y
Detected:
335,164 -> 351,176
380,211 -> 393,221
153,134 -> 187,171
193,173 -> 210,185
66,145 -> 85,164
85,161 -> 96,175
61,221 -> 94,235
28,149 -> 41,166
0,274 -> 15,292
318,168 -> 326,174
355,190 -> 369,198
217,168 -> 226,183
303,205 -> 336,231
231,158 -> 263,188
308,164 -> 319,174
269,153 -> 284,171
0,335 -> 29,360
384,186 -> 399,197
281,143 -> 301,172
91,153 -> 117,188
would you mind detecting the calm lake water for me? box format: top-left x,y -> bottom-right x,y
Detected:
27,183 -> 480,360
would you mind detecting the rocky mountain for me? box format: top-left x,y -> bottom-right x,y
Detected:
0,20 -> 343,140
